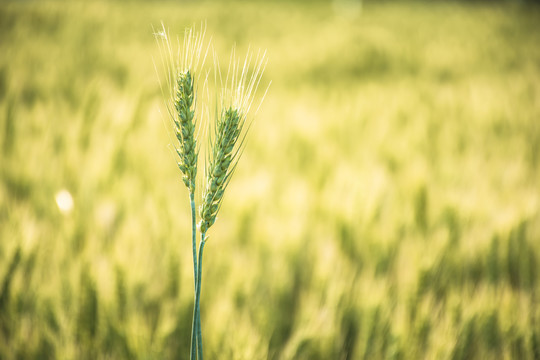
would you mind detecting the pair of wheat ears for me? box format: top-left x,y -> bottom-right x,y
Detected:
155,24 -> 268,359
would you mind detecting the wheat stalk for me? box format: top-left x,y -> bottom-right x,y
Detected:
156,24 -> 268,360
155,23 -> 209,360
193,48 -> 268,359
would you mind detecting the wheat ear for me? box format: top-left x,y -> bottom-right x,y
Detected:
193,49 -> 268,360
199,49 -> 268,235
174,70 -> 198,193
154,23 -> 209,360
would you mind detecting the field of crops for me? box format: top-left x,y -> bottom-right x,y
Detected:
1,0 -> 540,359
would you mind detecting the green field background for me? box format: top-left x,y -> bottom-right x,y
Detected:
1,0 -> 540,359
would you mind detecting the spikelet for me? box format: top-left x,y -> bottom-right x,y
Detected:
199,49 -> 268,234
155,23 -> 208,193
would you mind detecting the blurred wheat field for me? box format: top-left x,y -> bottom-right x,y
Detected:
1,0 -> 540,359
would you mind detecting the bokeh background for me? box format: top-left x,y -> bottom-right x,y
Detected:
1,0 -> 540,359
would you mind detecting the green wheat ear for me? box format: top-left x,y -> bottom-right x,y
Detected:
154,22 -> 208,194
199,49 -> 268,235
174,70 -> 197,193
199,107 -> 241,234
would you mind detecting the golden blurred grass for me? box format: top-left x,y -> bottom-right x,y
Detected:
1,0 -> 540,359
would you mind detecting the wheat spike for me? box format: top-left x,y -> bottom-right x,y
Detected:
154,23 -> 209,193
199,49 -> 268,234
174,70 -> 198,192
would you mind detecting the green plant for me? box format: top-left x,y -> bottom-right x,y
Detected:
155,24 -> 267,360
155,24 -> 207,359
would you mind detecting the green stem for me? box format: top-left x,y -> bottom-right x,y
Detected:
195,233 -> 206,360
189,192 -> 198,360
190,192 -> 198,288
